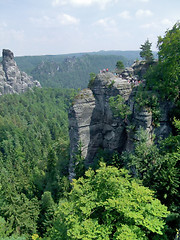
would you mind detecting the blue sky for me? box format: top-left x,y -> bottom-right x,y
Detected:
0,0 -> 179,56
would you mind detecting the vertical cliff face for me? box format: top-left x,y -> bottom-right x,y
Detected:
0,49 -> 41,95
69,65 -> 172,180
69,72 -> 133,179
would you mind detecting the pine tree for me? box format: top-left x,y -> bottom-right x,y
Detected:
140,39 -> 154,62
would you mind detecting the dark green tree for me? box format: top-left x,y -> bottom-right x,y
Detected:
140,39 -> 154,62
145,22 -> 180,102
116,60 -> 125,73
0,191 -> 39,236
38,191 -> 56,236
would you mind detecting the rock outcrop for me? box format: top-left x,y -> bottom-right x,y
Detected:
68,63 -> 172,180
0,49 -> 41,95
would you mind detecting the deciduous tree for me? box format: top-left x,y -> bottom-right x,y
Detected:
50,163 -> 169,240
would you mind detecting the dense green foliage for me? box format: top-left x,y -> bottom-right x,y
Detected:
121,127 -> 180,210
121,125 -> 180,239
119,22 -> 180,238
134,22 -> 180,128
0,87 -> 75,238
49,163 -> 169,240
145,22 -> 180,102
0,23 -> 179,239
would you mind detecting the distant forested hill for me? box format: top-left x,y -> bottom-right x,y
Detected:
31,54 -> 128,89
14,51 -> 141,89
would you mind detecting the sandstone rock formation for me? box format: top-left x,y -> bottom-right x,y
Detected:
0,49 -> 41,95
68,63 -> 172,180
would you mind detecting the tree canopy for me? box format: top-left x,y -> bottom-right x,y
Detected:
49,163 -> 169,240
145,21 -> 180,102
0,21 -> 180,240
116,60 -> 125,72
0,87 -> 75,238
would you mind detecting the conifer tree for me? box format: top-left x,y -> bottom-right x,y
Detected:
140,39 -> 154,62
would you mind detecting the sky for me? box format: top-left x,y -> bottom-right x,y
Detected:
0,0 -> 179,56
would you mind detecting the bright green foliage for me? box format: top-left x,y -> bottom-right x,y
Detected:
109,95 -> 132,121
140,39 -> 154,62
145,22 -> 180,101
174,117 -> 180,132
50,163 -> 169,239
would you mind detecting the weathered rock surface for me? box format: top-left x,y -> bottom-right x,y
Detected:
0,49 -> 41,95
69,64 -> 172,179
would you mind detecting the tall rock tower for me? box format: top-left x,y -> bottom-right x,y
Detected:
0,49 -> 41,95
68,66 -> 172,180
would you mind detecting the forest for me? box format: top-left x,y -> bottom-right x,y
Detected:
15,54 -> 129,89
0,22 -> 179,239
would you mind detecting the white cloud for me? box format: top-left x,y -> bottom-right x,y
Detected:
52,0 -> 118,9
30,14 -> 79,27
0,24 -> 24,49
0,21 -> 7,28
134,0 -> 149,2
52,0 -> 66,6
161,18 -> 173,27
140,19 -> 174,30
140,22 -> 157,29
136,9 -> 153,18
95,18 -> 108,27
30,16 -> 53,27
119,10 -> 131,20
57,13 -> 80,25
93,17 -> 118,32
94,18 -> 115,27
